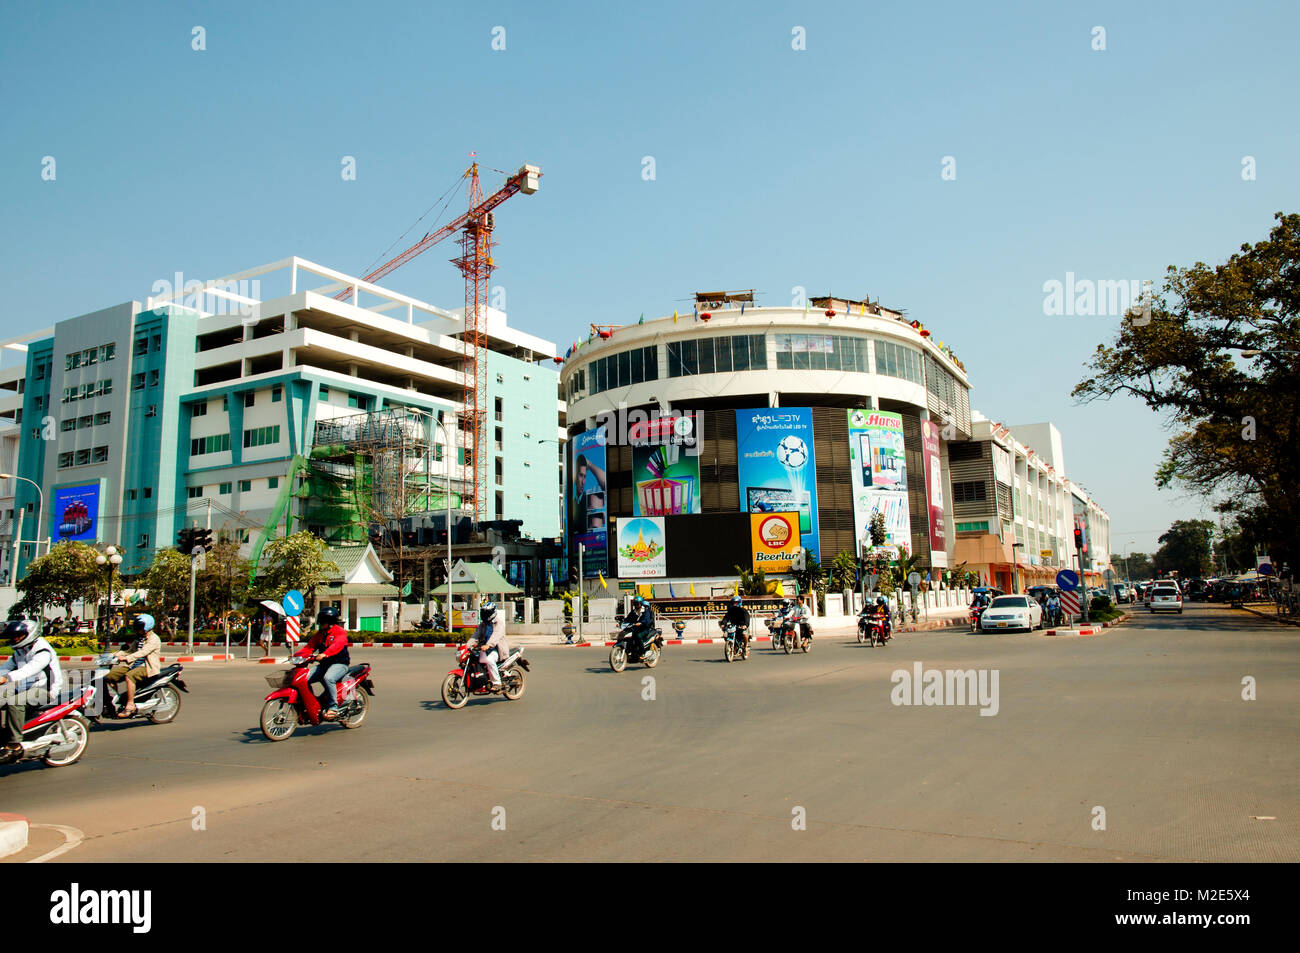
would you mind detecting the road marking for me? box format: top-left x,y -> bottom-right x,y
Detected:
26,824 -> 84,863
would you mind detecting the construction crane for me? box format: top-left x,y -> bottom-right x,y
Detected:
334,161 -> 541,521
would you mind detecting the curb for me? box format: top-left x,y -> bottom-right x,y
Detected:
56,655 -> 235,662
0,813 -> 30,860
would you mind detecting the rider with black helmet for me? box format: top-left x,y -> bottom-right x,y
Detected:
293,605 -> 351,720
626,595 -> 657,652
721,595 -> 751,654
104,613 -> 161,718
473,602 -> 507,692
0,616 -> 63,763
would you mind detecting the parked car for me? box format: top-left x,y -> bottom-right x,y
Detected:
1149,585 -> 1183,614
1113,584 -> 1133,603
979,595 -> 1044,633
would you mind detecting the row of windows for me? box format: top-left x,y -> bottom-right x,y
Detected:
61,379 -> 113,403
189,387 -> 284,418
124,487 -> 153,501
134,333 -> 162,357
318,386 -> 371,410
133,369 -> 160,390
874,339 -> 925,385
65,343 -> 117,371
667,334 -> 767,378
774,334 -> 871,373
243,425 -> 281,448
955,520 -> 990,533
60,412 -> 112,432
952,480 -> 988,503
588,346 -> 658,395
57,446 -> 109,468
191,433 -> 231,456
188,476 -> 280,498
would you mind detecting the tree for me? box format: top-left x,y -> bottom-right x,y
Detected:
136,548 -> 192,635
252,531 -> 338,611
1074,212 -> 1300,571
828,550 -> 857,593
1119,551 -> 1155,580
1153,520 -> 1214,578
868,511 -> 888,547
15,541 -> 119,618
199,541 -> 251,626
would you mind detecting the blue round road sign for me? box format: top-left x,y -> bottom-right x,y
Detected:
282,589 -> 304,616
1259,563 -> 1275,576
1055,570 -> 1079,591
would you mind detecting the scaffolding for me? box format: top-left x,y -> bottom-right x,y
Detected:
303,408 -> 457,545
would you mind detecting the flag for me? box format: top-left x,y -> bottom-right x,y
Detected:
740,301 -> 746,315
689,581 -> 696,596
401,580 -> 412,597
547,570 -> 554,596
693,305 -> 698,322
598,571 -> 608,590
672,309 -> 678,324
733,582 -> 740,596
668,582 -> 676,597
775,580 -> 786,596
861,301 -> 867,315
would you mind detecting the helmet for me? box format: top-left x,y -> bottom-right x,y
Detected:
4,616 -> 40,650
631,595 -> 646,607
782,598 -> 794,607
134,613 -> 155,634
876,596 -> 886,606
480,601 -> 497,622
316,605 -> 341,629
731,595 -> 742,606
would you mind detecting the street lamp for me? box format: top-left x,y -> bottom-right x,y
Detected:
95,545 -> 123,645
1,472 -> 45,574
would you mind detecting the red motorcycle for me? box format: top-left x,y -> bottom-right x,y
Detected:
969,606 -> 986,632
441,640 -> 530,709
2,686 -> 95,768
259,657 -> 374,741
857,611 -> 892,646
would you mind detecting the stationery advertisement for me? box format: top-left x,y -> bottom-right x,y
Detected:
616,517 -> 667,577
569,426 -> 608,577
735,408 -> 820,562
847,409 -> 912,553
921,419 -> 947,558
630,412 -> 701,516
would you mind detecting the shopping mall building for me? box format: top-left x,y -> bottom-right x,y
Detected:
558,293 -> 974,584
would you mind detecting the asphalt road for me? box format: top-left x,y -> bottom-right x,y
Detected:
3,605 -> 1296,862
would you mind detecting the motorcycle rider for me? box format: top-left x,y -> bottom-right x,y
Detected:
104,613 -> 162,718
1047,592 -> 1062,625
0,616 -> 63,763
721,595 -> 750,655
473,602 -> 507,693
295,605 -> 350,720
625,595 -> 657,653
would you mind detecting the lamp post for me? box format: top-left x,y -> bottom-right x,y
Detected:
1,472 -> 45,574
95,545 -> 123,649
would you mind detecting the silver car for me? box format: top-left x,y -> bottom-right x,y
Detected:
979,595 -> 1044,633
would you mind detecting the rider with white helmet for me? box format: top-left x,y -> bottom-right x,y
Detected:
0,615 -> 63,763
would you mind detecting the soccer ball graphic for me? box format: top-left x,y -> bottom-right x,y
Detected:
776,435 -> 808,469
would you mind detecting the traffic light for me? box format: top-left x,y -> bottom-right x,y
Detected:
1074,527 -> 1085,554
177,528 -> 195,552
195,528 -> 214,552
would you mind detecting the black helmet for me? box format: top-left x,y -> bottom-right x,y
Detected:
480,601 -> 497,622
4,616 -> 40,650
876,596 -> 886,605
316,605 -> 341,628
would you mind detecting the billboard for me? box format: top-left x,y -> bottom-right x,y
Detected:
616,517 -> 667,577
570,426 -> 608,577
750,511 -> 800,572
847,409 -> 912,552
920,419 -> 947,557
735,408 -> 820,562
630,412 -> 701,516
53,482 -> 101,542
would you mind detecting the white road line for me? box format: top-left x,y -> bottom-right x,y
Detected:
26,824 -> 84,863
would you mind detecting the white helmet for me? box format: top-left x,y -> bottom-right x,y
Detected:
4,615 -> 41,650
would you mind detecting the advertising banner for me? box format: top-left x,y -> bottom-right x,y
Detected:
570,426 -> 608,577
630,412 -> 701,516
616,517 -> 667,577
53,482 -> 101,542
920,419 -> 947,557
750,511 -> 800,572
735,408 -> 821,562
847,409 -> 912,553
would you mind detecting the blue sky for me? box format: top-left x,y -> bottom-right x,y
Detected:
3,0 -> 1297,556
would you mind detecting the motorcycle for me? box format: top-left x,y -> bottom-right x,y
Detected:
87,654 -> 187,725
857,611 -> 891,646
1047,602 -> 1064,627
441,640 -> 530,708
720,621 -> 750,662
609,623 -> 664,672
1,685 -> 96,768
767,616 -> 812,654
260,657 -> 374,741
414,612 -> 448,632
969,605 -> 986,632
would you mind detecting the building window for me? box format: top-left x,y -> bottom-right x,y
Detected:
95,412 -> 110,426
666,336 -> 762,380
151,334 -> 161,352
138,533 -> 150,549
149,369 -> 159,387
268,476 -> 279,490
58,452 -> 73,468
134,337 -> 148,357
347,393 -> 371,410
242,425 -> 281,449
133,373 -> 146,390
192,402 -> 207,418
188,486 -> 203,498
873,338 -> 924,384
78,415 -> 93,429
222,396 -> 229,412
218,482 -> 232,495
76,449 -> 91,466
272,386 -> 282,403
92,446 -> 108,463
126,489 -> 138,501
143,487 -> 152,498
146,405 -> 158,417
244,392 -> 256,408
191,433 -> 231,456
102,342 -> 116,362
955,520 -> 990,533
434,443 -> 444,462
952,481 -> 988,503
239,479 -> 252,492
60,419 -> 76,433
319,386 -> 329,401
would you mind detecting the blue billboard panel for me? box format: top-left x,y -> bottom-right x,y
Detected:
53,482 -> 101,542
569,426 -> 608,577
735,408 -> 821,562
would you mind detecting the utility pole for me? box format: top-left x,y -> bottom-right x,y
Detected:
577,542 -> 585,645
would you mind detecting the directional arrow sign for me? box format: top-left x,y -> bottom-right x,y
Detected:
1056,570 -> 1079,591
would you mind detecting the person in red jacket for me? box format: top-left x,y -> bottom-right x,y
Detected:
295,605 -> 350,720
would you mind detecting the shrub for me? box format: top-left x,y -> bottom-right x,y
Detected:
1089,595 -> 1113,614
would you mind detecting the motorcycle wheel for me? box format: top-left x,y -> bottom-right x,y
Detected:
724,640 -> 735,662
42,714 -> 90,767
148,684 -> 182,725
609,644 -> 628,673
502,669 -> 526,701
643,644 -> 661,668
260,699 -> 299,741
857,626 -> 866,644
782,634 -> 793,655
340,690 -> 369,728
441,673 -> 469,709
801,636 -> 811,654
